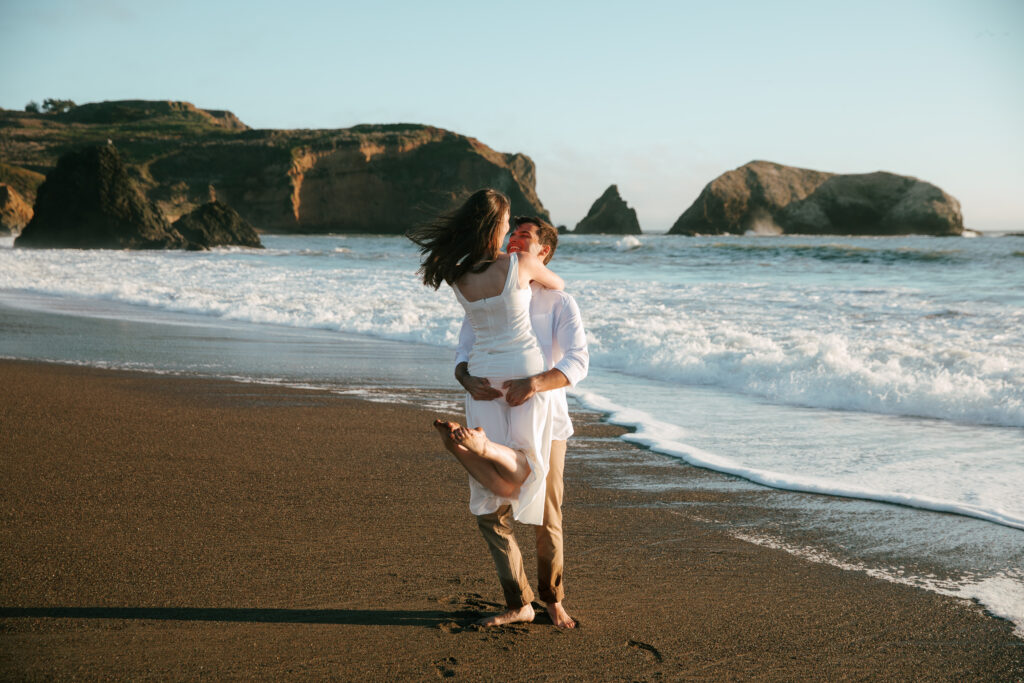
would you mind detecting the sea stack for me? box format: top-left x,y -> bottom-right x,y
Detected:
669,161 -> 963,236
0,184 -> 33,235
15,145 -> 186,249
574,184 -> 642,234
172,200 -> 263,249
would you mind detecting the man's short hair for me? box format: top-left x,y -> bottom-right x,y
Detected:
513,215 -> 558,264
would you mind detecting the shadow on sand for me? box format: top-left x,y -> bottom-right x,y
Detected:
0,606 -> 476,628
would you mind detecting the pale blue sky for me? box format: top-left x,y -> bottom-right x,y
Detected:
3,0 -> 1022,231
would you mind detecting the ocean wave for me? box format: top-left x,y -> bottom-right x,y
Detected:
614,235 -> 643,252
572,277 -> 1024,427
1,239 -> 1021,428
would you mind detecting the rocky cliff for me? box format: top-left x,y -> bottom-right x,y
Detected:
0,101 -> 549,234
574,184 -> 642,234
670,161 -> 962,236
0,183 -> 32,235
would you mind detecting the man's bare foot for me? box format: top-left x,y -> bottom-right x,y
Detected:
475,603 -> 535,627
433,419 -> 472,457
545,602 -> 576,629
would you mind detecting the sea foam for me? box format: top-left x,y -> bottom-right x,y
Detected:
1,236 -> 1021,430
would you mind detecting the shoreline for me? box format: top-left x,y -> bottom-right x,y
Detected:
2,359 -> 1022,679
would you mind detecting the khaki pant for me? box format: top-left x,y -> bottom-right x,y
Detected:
475,439 -> 566,608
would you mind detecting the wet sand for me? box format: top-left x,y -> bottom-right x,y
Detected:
1,359 -> 1021,680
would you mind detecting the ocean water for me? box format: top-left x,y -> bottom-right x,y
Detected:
2,232 -> 1022,634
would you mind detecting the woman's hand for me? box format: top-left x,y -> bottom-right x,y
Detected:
517,251 -> 564,291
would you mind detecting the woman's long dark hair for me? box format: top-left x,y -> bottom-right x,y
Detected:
407,189 -> 511,290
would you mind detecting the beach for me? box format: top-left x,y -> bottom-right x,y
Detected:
2,359 -> 1021,680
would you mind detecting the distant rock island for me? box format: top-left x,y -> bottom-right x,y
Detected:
574,185 -> 641,234
670,161 -> 963,236
0,100 -> 549,235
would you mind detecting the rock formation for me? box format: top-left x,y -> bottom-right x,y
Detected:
172,201 -> 263,249
15,145 -> 186,249
574,185 -> 642,234
148,126 -> 548,233
1,101 -> 549,234
670,161 -> 962,236
776,172 -> 963,236
669,161 -> 833,235
0,184 -> 33,235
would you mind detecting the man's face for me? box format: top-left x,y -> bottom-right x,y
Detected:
506,223 -> 550,262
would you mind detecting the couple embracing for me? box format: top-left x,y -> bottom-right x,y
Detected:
408,189 -> 589,629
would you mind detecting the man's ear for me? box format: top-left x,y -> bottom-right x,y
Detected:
539,244 -> 552,261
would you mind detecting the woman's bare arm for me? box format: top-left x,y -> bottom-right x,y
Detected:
517,251 -> 564,291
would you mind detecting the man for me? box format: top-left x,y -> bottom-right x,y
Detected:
454,216 -> 589,629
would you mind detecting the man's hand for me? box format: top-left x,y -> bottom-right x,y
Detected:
462,375 -> 503,401
503,369 -> 571,407
502,377 -> 538,407
455,362 -> 502,401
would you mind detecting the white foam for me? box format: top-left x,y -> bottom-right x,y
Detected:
2,240 -> 1020,430
614,235 -> 642,251
572,279 -> 1024,429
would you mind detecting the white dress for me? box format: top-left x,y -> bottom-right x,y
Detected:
452,253 -> 554,525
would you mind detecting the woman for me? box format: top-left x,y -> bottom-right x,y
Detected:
408,189 -> 563,525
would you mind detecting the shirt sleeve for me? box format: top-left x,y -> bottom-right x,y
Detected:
552,294 -> 589,386
455,316 -> 474,365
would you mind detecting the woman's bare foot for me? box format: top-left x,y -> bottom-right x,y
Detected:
545,602 -> 576,629
433,420 -> 471,457
475,603 -> 535,627
432,420 -> 517,497
451,425 -> 490,457
451,426 -> 531,486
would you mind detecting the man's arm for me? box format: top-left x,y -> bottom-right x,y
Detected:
503,294 -> 589,407
455,317 -> 502,400
551,295 -> 589,386
502,368 -> 570,407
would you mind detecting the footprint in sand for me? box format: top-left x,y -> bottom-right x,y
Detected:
433,657 -> 458,678
627,639 -> 663,662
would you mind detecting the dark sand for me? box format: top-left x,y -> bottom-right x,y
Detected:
2,360 -> 1021,680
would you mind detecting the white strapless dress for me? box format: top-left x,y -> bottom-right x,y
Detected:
452,254 -> 553,525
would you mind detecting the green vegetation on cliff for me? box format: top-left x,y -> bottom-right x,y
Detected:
0,163 -> 45,199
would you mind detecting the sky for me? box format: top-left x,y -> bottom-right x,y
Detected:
3,0 -> 1022,231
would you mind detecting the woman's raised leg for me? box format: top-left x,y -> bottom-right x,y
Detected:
433,420 -> 530,497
